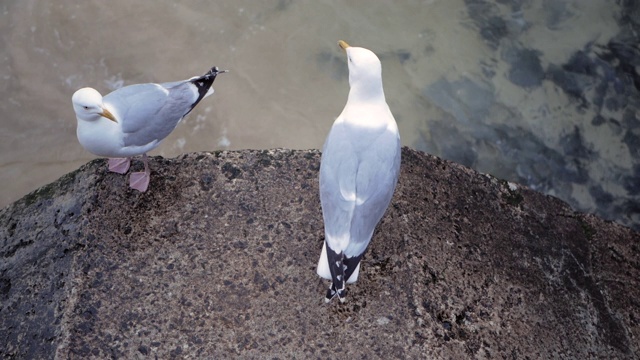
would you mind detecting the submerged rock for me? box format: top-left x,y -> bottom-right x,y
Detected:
1,148 -> 638,358
412,0 -> 640,232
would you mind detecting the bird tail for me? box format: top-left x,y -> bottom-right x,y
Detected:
186,66 -> 228,114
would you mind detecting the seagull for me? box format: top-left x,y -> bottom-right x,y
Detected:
316,41 -> 401,302
72,66 -> 227,192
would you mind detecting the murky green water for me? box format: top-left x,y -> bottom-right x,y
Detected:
1,0 -> 638,229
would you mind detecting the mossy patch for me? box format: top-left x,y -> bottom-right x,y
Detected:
578,216 -> 596,241
21,170 -> 79,208
503,191 -> 524,206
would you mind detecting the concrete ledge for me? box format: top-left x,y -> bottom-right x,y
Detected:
1,148 -> 638,358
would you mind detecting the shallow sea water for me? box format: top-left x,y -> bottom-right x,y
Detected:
1,0 -> 639,229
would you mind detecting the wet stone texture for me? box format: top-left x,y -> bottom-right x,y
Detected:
1,148 -> 638,359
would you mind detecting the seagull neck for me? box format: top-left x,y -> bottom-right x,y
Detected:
347,79 -> 386,103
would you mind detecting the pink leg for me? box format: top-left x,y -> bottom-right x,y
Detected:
129,154 -> 151,192
108,158 -> 131,174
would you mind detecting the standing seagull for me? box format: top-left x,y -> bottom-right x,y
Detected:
316,41 -> 401,302
72,66 -> 227,192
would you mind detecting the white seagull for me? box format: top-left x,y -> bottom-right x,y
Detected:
316,41 -> 401,302
72,66 -> 227,192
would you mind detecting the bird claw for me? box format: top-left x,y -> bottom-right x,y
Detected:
108,158 -> 131,174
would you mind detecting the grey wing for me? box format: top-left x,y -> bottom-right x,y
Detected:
320,121 -> 358,250
344,128 -> 401,257
104,82 -> 197,147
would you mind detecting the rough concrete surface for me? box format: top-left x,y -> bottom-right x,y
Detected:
1,148 -> 638,359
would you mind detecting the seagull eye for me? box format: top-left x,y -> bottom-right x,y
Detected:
83,106 -> 89,110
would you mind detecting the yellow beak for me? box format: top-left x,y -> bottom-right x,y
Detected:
100,108 -> 117,123
338,40 -> 350,50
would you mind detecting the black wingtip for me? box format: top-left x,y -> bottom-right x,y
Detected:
193,66 -> 228,86
325,246 -> 345,298
324,284 -> 347,303
343,254 -> 363,283
322,244 -> 365,302
325,287 -> 337,302
184,66 -> 227,115
207,66 -> 229,77
324,245 -> 352,302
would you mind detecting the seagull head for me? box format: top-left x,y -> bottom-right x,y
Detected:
338,40 -> 384,99
72,88 -> 117,123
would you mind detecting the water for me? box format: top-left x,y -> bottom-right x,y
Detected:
1,0 -> 639,230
